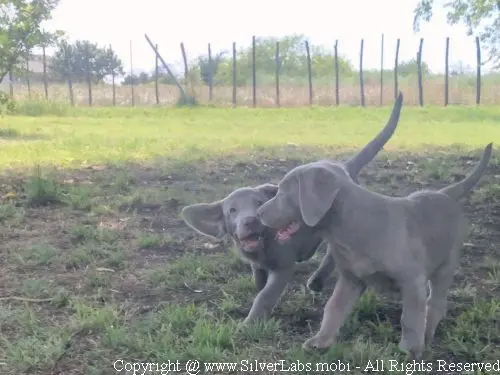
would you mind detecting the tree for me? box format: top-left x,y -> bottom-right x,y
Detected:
121,72 -> 150,85
198,51 -> 225,85
50,40 -> 124,83
413,0 -> 500,68
0,0 -> 62,85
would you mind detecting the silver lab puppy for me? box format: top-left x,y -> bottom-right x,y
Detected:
257,143 -> 493,359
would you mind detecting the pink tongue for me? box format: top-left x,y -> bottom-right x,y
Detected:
276,222 -> 298,242
276,229 -> 289,242
243,239 -> 259,248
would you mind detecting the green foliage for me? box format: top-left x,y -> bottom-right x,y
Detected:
0,91 -> 16,115
50,40 -> 124,83
0,0 -> 62,84
25,165 -> 62,207
121,71 -> 178,85
192,34 -> 354,86
413,0 -> 500,68
397,58 -> 430,76
198,51 -> 225,85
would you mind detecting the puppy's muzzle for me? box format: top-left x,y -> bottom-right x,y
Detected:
235,216 -> 265,250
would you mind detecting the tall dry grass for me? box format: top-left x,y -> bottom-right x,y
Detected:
2,75 -> 500,107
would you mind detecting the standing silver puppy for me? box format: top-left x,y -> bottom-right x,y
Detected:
181,93 -> 403,324
257,143 -> 493,359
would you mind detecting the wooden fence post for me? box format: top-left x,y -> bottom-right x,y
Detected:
26,57 -> 31,99
417,37 -> 424,107
85,44 -> 92,107
380,34 -> 384,106
130,40 -> 135,106
334,40 -> 339,106
42,46 -> 48,100
180,42 -> 188,83
144,35 -> 188,101
155,44 -> 160,105
145,35 -> 187,100
110,44 -> 116,106
444,37 -> 449,106
252,35 -> 256,108
208,43 -> 213,102
8,70 -> 13,98
359,38 -> 365,107
275,41 -> 280,108
65,46 -> 74,106
475,36 -> 481,105
394,38 -> 400,100
305,40 -> 313,106
232,42 -> 237,107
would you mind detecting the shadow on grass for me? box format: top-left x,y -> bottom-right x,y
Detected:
0,128 -> 49,141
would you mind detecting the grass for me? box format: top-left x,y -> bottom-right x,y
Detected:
1,104 -> 499,170
0,105 -> 499,375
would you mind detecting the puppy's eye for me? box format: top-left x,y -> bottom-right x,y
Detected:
229,208 -> 236,214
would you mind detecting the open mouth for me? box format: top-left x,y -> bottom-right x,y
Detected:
238,233 -> 263,250
276,221 -> 300,242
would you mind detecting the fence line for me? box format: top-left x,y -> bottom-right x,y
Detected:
275,41 -> 280,108
476,37 -> 481,105
380,34 -> 384,106
2,35 -> 498,107
417,38 -> 424,107
359,39 -> 365,107
334,40 -> 339,106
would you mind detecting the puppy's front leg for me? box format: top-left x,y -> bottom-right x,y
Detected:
399,276 -> 427,360
242,268 -> 292,325
251,266 -> 268,292
303,273 -> 365,352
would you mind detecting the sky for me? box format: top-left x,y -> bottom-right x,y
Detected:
40,0 -> 494,76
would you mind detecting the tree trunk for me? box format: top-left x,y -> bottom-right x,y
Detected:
0,70 -> 9,87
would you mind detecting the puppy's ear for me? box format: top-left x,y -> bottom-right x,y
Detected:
298,167 -> 339,227
254,183 -> 278,199
180,202 -> 226,239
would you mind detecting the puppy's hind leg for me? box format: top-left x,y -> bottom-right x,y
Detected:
398,275 -> 427,360
425,258 -> 458,346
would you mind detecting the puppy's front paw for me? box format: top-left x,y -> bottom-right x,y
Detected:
306,275 -> 324,293
398,339 -> 424,360
302,335 -> 333,353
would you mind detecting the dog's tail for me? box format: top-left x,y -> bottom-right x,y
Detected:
440,143 -> 493,200
345,92 -> 403,182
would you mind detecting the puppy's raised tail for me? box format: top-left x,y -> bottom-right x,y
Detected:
440,143 -> 493,200
345,92 -> 403,181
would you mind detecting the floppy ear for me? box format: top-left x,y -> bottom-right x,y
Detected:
298,167 -> 340,227
180,202 -> 226,239
254,183 -> 278,199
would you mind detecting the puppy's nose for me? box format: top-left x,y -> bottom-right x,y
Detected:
243,216 -> 260,230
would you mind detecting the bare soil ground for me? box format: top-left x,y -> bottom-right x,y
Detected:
0,149 -> 499,375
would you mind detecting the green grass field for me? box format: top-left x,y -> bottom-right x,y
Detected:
0,104 -> 499,375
